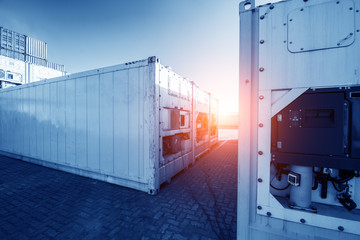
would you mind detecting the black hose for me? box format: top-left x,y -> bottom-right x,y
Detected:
270,182 -> 291,191
270,175 -> 291,191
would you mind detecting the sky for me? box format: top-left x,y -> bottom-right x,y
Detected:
0,0 -> 263,114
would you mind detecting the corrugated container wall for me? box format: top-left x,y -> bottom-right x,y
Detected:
0,58 -> 159,193
0,57 -> 218,194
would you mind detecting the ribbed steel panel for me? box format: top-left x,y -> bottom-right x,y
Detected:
25,37 -> 47,60
0,58 -> 158,193
0,27 -> 26,61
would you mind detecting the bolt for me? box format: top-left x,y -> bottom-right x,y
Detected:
257,206 -> 262,210
300,219 -> 306,223
338,226 -> 344,231
260,15 -> 265,20
259,95 -> 264,100
260,40 -> 265,44
259,67 -> 264,72
258,151 -> 263,155
266,212 -> 272,217
258,178 -> 263,183
259,123 -> 264,127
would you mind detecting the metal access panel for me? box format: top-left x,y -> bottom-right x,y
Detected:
287,0 -> 355,53
272,88 -> 360,170
275,92 -> 345,156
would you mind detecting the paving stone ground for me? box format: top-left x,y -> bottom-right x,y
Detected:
0,140 -> 237,240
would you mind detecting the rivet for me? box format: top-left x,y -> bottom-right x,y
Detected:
260,15 -> 265,20
259,67 -> 264,72
338,226 -> 344,231
357,10 -> 359,12
258,151 -> 263,155
357,30 -> 360,32
266,212 -> 272,217
336,1 -> 339,4
245,79 -> 249,83
289,19 -> 293,21
300,219 -> 306,223
260,40 -> 265,44
300,48 -> 304,51
259,123 -> 264,127
350,7 -> 353,10
259,95 -> 264,100
289,41 -> 293,44
283,41 -> 286,43
269,5 -> 274,9
300,8 -> 304,11
283,23 -> 286,26
257,206 -> 262,210
258,178 -> 263,183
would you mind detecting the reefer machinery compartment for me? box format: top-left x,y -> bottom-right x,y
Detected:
0,56 -> 204,194
238,0 -> 360,239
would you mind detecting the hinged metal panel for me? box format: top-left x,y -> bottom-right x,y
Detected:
288,0 -> 355,53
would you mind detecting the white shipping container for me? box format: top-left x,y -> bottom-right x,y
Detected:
0,57 -> 217,194
238,0 -> 360,239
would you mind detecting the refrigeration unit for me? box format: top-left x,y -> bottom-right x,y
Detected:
0,27 -> 65,88
193,86 -> 211,158
209,95 -> 219,147
238,0 -> 360,239
0,57 -> 218,194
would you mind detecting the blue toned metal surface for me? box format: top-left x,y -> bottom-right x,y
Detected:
0,58 -> 158,193
239,0 -> 360,239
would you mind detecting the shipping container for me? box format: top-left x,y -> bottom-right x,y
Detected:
0,57 -> 218,194
238,0 -> 360,239
209,94 -> 219,146
193,86 -> 211,158
0,26 -> 64,72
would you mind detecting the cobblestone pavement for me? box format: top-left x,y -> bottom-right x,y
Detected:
0,140 -> 237,240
